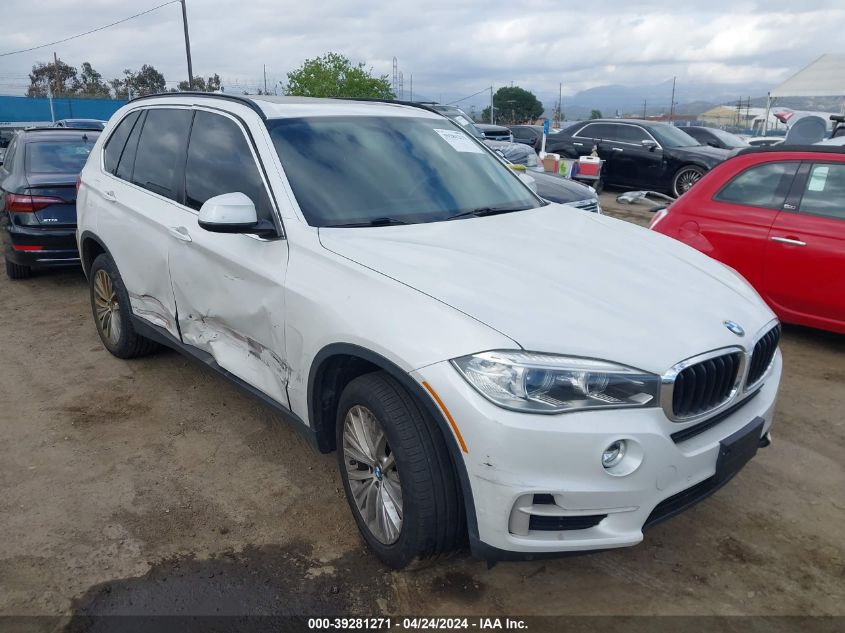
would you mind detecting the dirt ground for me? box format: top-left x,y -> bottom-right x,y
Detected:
1,196 -> 843,622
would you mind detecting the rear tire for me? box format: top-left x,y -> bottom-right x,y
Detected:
89,253 -> 159,359
5,258 -> 32,280
336,371 -> 465,569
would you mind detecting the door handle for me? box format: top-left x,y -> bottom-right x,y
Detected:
771,236 -> 806,247
103,190 -> 116,202
612,147 -> 623,152
168,226 -> 192,242
573,142 -> 583,146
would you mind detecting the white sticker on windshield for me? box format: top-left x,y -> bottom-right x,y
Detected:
434,128 -> 484,153
808,166 -> 829,192
455,115 -> 470,126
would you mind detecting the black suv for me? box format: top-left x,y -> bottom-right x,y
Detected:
0,127 -> 98,278
545,119 -> 730,196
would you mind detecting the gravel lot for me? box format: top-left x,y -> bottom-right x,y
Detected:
1,195 -> 843,621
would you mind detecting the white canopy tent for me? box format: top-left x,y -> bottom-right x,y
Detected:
764,54 -> 845,132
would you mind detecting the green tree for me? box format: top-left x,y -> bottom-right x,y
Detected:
284,52 -> 393,99
589,109 -> 603,119
71,62 -> 110,98
177,73 -> 222,92
26,58 -> 77,97
480,86 -> 543,125
110,64 -> 166,99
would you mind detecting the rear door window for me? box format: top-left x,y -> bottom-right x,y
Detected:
131,108 -> 192,201
104,111 -> 141,174
576,123 -> 620,141
798,163 -> 845,220
714,162 -> 799,209
184,111 -> 273,220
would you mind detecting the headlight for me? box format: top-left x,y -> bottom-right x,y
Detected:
451,351 -> 659,414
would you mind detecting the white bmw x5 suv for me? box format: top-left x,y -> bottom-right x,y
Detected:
76,94 -> 781,568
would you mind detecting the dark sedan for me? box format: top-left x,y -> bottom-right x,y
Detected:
510,125 -> 544,150
529,171 -> 601,212
0,128 -> 98,278
545,119 -> 730,197
682,126 -> 749,150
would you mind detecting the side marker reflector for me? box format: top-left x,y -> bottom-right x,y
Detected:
422,381 -> 468,454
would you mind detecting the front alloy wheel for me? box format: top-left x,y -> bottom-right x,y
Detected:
342,405 -> 403,544
335,372 -> 464,569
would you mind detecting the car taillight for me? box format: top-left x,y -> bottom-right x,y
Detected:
4,193 -> 65,213
76,175 -> 81,193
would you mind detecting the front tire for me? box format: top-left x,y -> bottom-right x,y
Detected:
672,165 -> 705,197
89,253 -> 159,359
336,372 -> 464,569
5,258 -> 32,279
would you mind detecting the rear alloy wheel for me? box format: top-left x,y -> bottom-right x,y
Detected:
4,258 -> 32,280
88,253 -> 159,359
672,165 -> 705,197
336,372 -> 465,569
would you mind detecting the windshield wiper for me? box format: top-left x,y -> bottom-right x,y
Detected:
447,206 -> 530,220
324,217 -> 409,228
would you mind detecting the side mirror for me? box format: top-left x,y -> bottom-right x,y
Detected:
197,192 -> 275,236
641,139 -> 658,151
706,140 -> 720,148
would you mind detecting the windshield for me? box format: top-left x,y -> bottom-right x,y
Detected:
267,115 -> 541,227
433,107 -> 485,138
707,128 -> 748,148
25,138 -> 96,174
650,125 -> 700,148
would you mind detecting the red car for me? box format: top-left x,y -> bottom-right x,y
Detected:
650,146 -> 845,334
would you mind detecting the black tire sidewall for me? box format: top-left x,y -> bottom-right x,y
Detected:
335,374 -> 434,569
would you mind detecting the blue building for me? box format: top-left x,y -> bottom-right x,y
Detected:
0,95 -> 127,126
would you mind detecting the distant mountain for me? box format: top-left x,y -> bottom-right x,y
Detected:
559,79 -> 772,113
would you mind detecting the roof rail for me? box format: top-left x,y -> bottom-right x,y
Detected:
128,92 -> 267,120
330,97 -> 446,117
736,144 -> 845,157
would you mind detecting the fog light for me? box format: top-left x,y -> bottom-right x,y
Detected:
602,440 -> 626,469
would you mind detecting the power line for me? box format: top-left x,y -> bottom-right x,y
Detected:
0,0 -> 180,58
446,87 -> 490,105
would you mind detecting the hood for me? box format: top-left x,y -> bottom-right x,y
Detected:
319,206 -> 775,373
669,144 -> 730,166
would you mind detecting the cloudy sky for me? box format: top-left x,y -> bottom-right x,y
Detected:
1,0 -> 843,107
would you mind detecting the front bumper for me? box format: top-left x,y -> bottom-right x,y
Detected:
3,224 -> 79,268
411,351 -> 781,558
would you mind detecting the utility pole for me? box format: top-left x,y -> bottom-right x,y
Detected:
53,51 -> 60,98
669,76 -> 676,123
180,0 -> 194,90
642,99 -> 647,118
558,82 -> 562,126
263,64 -> 268,94
46,78 -> 55,123
409,74 -> 413,101
490,85 -> 494,124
